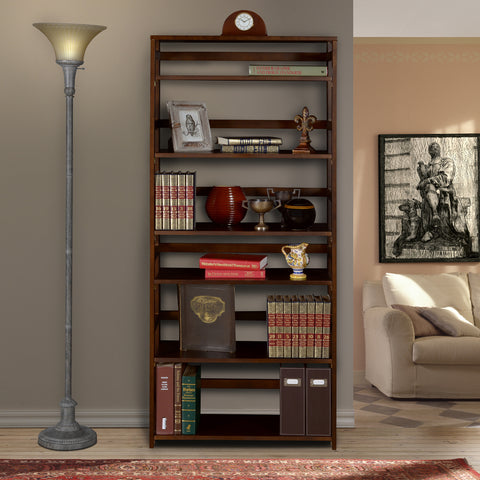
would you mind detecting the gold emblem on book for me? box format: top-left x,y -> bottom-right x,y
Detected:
190,296 -> 226,323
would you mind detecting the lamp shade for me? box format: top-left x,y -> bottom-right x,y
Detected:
33,22 -> 106,62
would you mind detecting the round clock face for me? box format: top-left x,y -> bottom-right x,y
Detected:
235,12 -> 254,31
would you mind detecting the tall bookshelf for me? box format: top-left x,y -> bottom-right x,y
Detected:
149,30 -> 337,448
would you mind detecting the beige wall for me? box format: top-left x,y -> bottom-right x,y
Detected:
353,38 -> 480,373
0,0 -> 353,426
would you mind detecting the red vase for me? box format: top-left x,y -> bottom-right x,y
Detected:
206,186 -> 247,226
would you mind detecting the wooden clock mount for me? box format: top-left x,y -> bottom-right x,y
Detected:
221,10 -> 267,36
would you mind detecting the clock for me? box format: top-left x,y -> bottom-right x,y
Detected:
235,12 -> 254,31
221,10 -> 267,36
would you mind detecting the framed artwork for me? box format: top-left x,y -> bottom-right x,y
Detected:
167,101 -> 213,152
178,284 -> 235,353
379,134 -> 480,262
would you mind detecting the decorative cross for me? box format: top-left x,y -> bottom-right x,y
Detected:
293,106 -> 317,154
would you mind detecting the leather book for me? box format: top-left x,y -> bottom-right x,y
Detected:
282,295 -> 292,358
280,366 -> 305,435
306,367 -> 331,436
178,284 -> 235,353
267,296 -> 276,358
155,363 -> 174,435
182,365 -> 201,434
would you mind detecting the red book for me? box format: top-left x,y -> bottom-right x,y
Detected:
322,295 -> 331,359
275,295 -> 284,358
267,296 -> 277,358
199,253 -> 267,270
298,295 -> 308,358
290,296 -> 300,358
155,363 -> 174,435
204,269 -> 265,279
283,295 -> 292,358
185,172 -> 195,230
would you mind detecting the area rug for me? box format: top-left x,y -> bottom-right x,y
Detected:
0,458 -> 479,480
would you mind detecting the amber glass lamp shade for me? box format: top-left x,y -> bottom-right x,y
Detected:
33,22 -> 106,63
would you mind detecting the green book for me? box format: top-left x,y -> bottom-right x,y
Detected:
181,365 -> 201,434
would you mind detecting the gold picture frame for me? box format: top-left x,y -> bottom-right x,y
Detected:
166,101 -> 213,152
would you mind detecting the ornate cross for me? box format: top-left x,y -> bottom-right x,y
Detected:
293,106 -> 317,154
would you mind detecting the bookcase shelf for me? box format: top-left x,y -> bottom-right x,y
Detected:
150,32 -> 337,449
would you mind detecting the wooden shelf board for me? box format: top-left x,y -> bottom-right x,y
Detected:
154,149 -> 333,159
155,341 -> 333,364
153,414 -> 332,442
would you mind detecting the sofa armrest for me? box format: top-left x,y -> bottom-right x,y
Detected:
363,307 -> 416,397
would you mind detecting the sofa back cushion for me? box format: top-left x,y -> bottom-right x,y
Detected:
382,273 -> 474,324
467,273 -> 480,328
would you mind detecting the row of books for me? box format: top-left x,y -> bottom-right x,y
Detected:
154,171 -> 196,231
267,294 -> 331,359
199,253 -> 268,279
280,366 -> 331,436
216,136 -> 282,154
155,363 -> 200,435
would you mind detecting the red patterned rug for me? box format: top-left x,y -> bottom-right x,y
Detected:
0,458 -> 479,480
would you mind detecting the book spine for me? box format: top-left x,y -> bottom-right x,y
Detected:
314,295 -> 324,359
169,172 -> 178,230
275,295 -> 284,358
182,366 -> 201,435
267,296 -> 276,358
249,65 -> 328,76
177,173 -> 186,230
291,296 -> 299,358
173,363 -> 183,434
216,136 -> 283,146
199,257 -> 266,270
186,172 -> 195,230
154,173 -> 163,230
306,367 -> 331,436
161,172 -> 170,230
155,363 -> 174,435
322,296 -> 331,359
204,269 -> 265,279
298,295 -> 308,358
305,295 -> 315,358
220,144 -> 280,153
283,295 -> 292,358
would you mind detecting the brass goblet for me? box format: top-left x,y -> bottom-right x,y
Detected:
242,198 -> 281,231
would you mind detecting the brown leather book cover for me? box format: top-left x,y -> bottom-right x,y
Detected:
178,284 -> 235,353
306,367 -> 331,436
280,366 -> 305,435
155,363 -> 174,435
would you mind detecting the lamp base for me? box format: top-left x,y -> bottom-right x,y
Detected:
38,423 -> 97,451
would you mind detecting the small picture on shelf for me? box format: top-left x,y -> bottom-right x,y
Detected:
166,101 -> 213,152
178,284 -> 235,353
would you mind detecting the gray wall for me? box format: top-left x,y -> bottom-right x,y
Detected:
0,0 -> 353,426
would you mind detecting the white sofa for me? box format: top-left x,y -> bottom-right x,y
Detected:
363,272 -> 480,399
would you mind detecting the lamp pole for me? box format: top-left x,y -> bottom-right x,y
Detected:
33,22 -> 106,451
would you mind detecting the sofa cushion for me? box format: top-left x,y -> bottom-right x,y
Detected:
413,336 -> 480,365
382,273 -> 474,324
391,304 -> 443,337
467,273 -> 480,328
419,307 -> 480,337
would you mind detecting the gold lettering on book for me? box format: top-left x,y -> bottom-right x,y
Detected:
190,296 -> 226,324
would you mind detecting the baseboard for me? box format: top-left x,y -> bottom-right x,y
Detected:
0,408 -> 355,428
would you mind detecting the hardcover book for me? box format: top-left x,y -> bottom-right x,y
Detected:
181,365 -> 201,435
204,269 -> 266,279
298,295 -> 308,358
249,65 -> 328,76
275,295 -> 284,358
282,295 -> 292,358
266,295 -> 277,358
220,144 -> 280,153
216,136 -> 283,146
155,363 -> 174,435
322,295 -> 331,359
199,253 -> 268,270
280,366 -> 305,435
314,295 -> 324,359
178,284 -> 235,353
173,363 -> 184,434
290,295 -> 300,358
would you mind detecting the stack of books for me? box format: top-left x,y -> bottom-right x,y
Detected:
154,171 -> 196,230
199,253 -> 268,279
266,294 -> 331,359
216,136 -> 282,154
155,363 -> 201,436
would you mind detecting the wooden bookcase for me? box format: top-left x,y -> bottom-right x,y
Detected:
149,33 -> 337,448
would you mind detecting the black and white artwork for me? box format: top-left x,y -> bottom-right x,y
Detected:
379,134 -> 480,262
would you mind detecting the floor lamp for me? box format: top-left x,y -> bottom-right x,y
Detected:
33,22 -> 106,451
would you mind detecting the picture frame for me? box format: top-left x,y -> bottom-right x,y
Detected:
379,134 -> 480,263
178,284 -> 235,353
166,101 -> 213,152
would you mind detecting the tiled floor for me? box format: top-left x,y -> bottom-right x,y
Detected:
354,383 -> 480,428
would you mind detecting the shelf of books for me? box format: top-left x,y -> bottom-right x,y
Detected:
150,30 -> 337,448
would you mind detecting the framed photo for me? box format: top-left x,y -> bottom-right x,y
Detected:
178,284 -> 235,353
379,134 -> 480,262
167,101 -> 213,152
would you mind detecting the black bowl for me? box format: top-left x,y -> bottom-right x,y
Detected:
282,198 -> 316,230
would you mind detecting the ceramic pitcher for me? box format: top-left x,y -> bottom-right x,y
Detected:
281,242 -> 310,280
